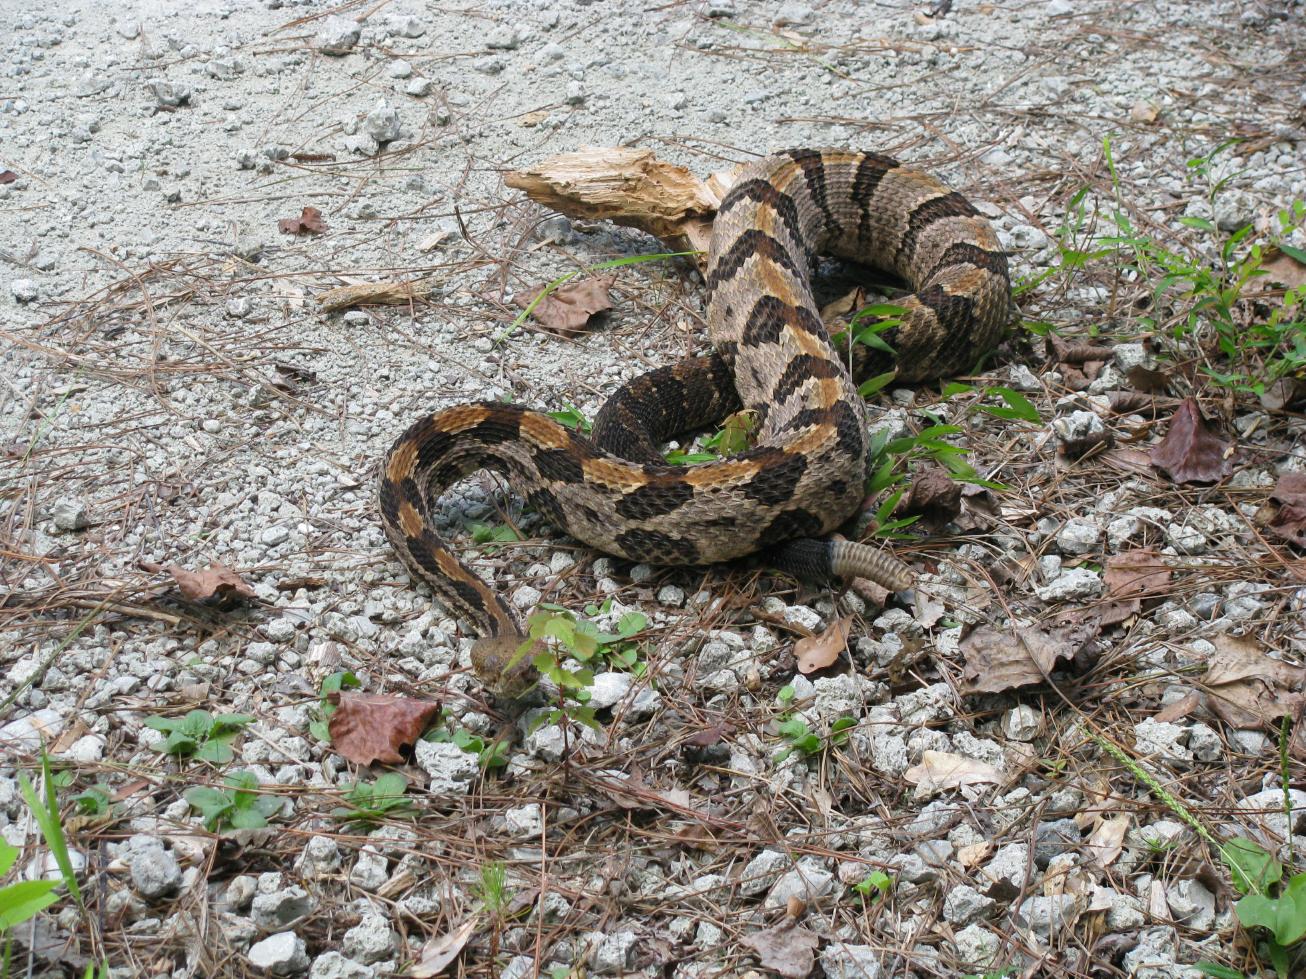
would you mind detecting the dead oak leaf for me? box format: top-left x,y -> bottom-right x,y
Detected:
1261,245 -> 1306,290
515,274 -> 614,336
1125,364 -> 1171,394
904,750 -> 1002,796
794,615 -> 851,674
1203,634 -> 1306,729
959,618 -> 1096,694
141,560 -> 256,606
901,466 -> 962,524
1086,813 -> 1131,869
327,692 -> 442,766
1100,548 -> 1172,626
277,206 -> 328,235
741,920 -> 819,979
1266,473 -> 1306,548
1150,397 -> 1232,484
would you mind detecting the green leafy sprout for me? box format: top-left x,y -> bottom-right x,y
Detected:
331,772 -> 416,825
308,670 -> 361,744
184,771 -> 283,832
144,709 -> 253,764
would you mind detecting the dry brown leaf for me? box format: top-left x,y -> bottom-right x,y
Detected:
0,170 -> 16,184
740,921 -> 819,979
1154,691 -> 1203,724
684,721 -> 732,748
1129,100 -> 1160,124
278,206 -> 328,235
410,918 -> 476,977
142,560 -> 256,605
318,279 -> 433,312
327,692 -> 442,766
959,619 -> 1095,694
794,615 -> 851,674
957,840 -> 994,868
1150,397 -> 1232,484
1266,473 -> 1306,548
901,467 -> 962,524
1261,246 -> 1306,290
1203,634 -> 1306,729
515,275 -> 614,336
1086,814 -> 1131,869
1125,364 -> 1171,394
903,750 -> 1002,794
1260,377 -> 1306,412
1100,548 -> 1172,626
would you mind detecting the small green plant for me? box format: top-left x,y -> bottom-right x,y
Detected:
0,838 -> 59,932
773,715 -> 857,762
1031,136 -> 1305,398
425,718 -> 511,771
331,772 -> 415,825
851,869 -> 893,902
308,670 -> 360,743
962,968 -> 1017,979
475,860 -> 511,916
184,771 -> 283,831
515,606 -> 651,733
664,410 -> 756,464
469,521 -> 522,549
547,403 -> 592,434
145,709 -> 253,764
1219,836 -> 1306,976
71,784 -> 115,818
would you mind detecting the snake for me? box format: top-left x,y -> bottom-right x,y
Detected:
379,148 -> 1010,697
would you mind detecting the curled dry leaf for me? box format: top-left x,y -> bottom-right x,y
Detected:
959,617 -> 1097,694
1265,473 -> 1306,548
794,615 -> 851,674
901,466 -> 962,524
327,692 -> 442,766
1086,813 -> 1131,869
1260,377 -> 1306,412
141,560 -> 256,605
515,274 -> 614,336
409,918 -> 476,977
1150,397 -> 1232,484
1100,548 -> 1172,626
740,920 -> 819,979
904,750 -> 1002,795
1203,634 -> 1306,729
1261,245 -> 1306,290
277,205 -> 328,235
1125,364 -> 1171,394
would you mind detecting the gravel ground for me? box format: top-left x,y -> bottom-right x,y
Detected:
2,1 -> 1306,977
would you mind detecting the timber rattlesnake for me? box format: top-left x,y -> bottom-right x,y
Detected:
379,149 -> 1010,696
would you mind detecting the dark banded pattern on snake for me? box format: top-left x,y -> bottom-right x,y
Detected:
378,149 -> 1011,696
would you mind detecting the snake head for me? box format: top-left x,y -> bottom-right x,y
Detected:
470,634 -> 543,700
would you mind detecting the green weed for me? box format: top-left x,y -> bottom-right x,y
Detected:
308,670 -> 360,744
425,715 -> 511,771
0,838 -> 59,931
851,869 -> 893,902
144,709 -> 253,764
331,772 -> 416,825
184,771 -> 282,831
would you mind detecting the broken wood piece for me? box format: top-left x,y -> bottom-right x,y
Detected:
504,146 -> 738,266
317,279 -> 434,312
